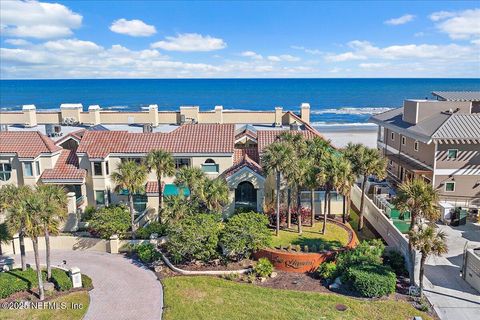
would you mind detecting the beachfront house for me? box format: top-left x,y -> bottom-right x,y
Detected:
1,103 -> 344,226
370,91 -> 480,215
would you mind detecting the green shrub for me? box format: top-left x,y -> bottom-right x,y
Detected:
49,268 -> 72,291
167,214 -> 221,263
336,239 -> 385,273
136,222 -> 167,239
341,264 -> 396,298
88,205 -> 131,239
383,250 -> 408,276
82,274 -> 93,290
220,212 -> 272,260
253,258 -> 274,278
82,206 -> 96,222
317,262 -> 337,283
134,242 -> 160,263
0,268 -> 41,298
234,206 -> 257,215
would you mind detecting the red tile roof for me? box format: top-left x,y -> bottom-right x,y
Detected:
223,152 -> 263,178
233,148 -> 259,164
41,149 -> 86,181
55,129 -> 86,146
0,131 -> 62,158
257,129 -> 318,154
146,181 -> 163,194
77,124 -> 235,158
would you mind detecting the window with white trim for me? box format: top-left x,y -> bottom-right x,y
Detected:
445,182 -> 455,192
201,159 -> 219,173
447,149 -> 458,159
414,141 -> 419,151
93,162 -> 103,176
24,162 -> 33,177
391,132 -> 395,141
401,136 -> 406,145
0,163 -> 12,181
95,190 -> 105,205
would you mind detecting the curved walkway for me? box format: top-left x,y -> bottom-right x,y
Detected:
7,250 -> 163,320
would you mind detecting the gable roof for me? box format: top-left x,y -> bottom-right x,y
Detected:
77,123 -> 235,158
223,152 -> 263,178
41,149 -> 86,181
0,131 -> 62,158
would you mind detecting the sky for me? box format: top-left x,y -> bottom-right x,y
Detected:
0,0 -> 479,79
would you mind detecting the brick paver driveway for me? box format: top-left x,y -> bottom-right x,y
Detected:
9,250 -> 163,320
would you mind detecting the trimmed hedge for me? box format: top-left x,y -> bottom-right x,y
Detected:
341,264 -> 396,298
50,268 -> 73,291
137,222 -> 167,239
134,242 -> 160,263
82,274 -> 93,290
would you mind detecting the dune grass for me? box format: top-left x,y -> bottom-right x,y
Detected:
163,276 -> 431,320
270,221 -> 350,250
0,291 -> 89,320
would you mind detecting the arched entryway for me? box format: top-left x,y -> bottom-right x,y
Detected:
235,181 -> 257,210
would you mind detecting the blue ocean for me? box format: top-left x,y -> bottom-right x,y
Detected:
1,79 -> 479,126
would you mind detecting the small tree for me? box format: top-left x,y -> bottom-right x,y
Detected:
220,212 -> 272,260
88,205 -> 131,239
146,149 -> 175,223
409,225 -> 447,296
174,167 -> 206,200
111,160 -> 148,239
202,178 -> 229,214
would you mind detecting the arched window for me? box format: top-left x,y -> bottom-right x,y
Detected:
202,159 -> 218,173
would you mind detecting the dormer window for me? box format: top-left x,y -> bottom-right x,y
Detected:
447,149 -> 458,159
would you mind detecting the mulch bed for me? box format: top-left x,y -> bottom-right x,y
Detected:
257,271 -> 331,293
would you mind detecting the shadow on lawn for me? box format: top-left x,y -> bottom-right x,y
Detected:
279,229 -> 344,250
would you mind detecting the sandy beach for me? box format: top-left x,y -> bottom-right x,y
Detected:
314,125 -> 378,149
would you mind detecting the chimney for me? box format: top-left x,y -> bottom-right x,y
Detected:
148,104 -> 159,127
88,105 -> 101,125
22,104 -> 37,127
274,107 -> 283,127
60,103 -> 82,125
300,103 -> 310,124
214,105 -> 223,124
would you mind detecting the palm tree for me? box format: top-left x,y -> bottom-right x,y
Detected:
262,141 -> 295,236
202,178 -> 229,214
175,166 -> 206,199
286,157 -> 310,234
23,191 -> 47,301
393,178 -> 440,231
111,160 -> 148,239
409,225 -> 447,295
329,155 -> 354,224
146,149 -> 176,223
0,185 -> 32,271
37,184 -> 67,280
0,223 -> 12,256
344,143 -> 387,231
278,132 -> 307,228
164,194 -> 198,222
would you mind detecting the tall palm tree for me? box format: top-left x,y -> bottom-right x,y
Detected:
278,132 -> 307,228
111,160 -> 148,239
23,191 -> 47,301
202,178 -> 229,214
393,178 -> 440,231
146,149 -> 176,223
344,143 -> 387,231
1,185 -> 32,271
175,166 -> 206,199
334,157 -> 354,224
262,141 -> 294,236
37,184 -> 68,280
286,157 -> 310,234
409,225 -> 447,295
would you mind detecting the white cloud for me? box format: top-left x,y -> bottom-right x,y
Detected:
0,0 -> 82,39
327,40 -> 476,61
151,33 -> 226,52
359,62 -> 389,69
241,51 -> 263,60
110,19 -> 156,37
430,9 -> 480,40
4,39 -> 31,46
267,54 -> 300,62
291,45 -> 322,55
385,14 -> 415,26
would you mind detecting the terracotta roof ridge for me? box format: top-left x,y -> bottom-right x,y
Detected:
37,131 -> 61,153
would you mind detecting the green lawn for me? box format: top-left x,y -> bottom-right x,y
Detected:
163,276 -> 431,320
0,291 -> 89,320
270,221 -> 350,250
